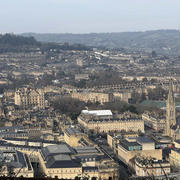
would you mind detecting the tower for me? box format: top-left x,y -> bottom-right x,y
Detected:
165,80 -> 176,137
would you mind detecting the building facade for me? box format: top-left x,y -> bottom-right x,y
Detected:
72,92 -> 113,104
107,134 -> 163,168
134,156 -> 170,177
14,88 -> 45,109
64,128 -> 94,147
78,110 -> 144,133
165,80 -> 180,140
38,144 -> 119,180
169,140 -> 180,170
117,137 -> 162,165
0,150 -> 33,178
0,134 -> 119,179
142,113 -> 165,131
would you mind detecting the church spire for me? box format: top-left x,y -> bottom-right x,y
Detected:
165,80 -> 176,136
167,80 -> 174,102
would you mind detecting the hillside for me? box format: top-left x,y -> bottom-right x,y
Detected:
22,30 -> 180,55
0,34 -> 40,53
0,34 -> 90,53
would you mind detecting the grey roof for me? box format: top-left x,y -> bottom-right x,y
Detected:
41,144 -> 75,160
15,150 -> 26,168
119,139 -> 141,150
137,136 -> 154,144
75,146 -> 99,154
0,150 -> 27,168
45,144 -> 73,154
46,159 -> 81,168
65,128 -> 82,136
53,154 -> 71,161
45,154 -> 81,168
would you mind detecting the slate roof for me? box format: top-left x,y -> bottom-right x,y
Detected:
0,150 -> 27,168
46,154 -> 81,168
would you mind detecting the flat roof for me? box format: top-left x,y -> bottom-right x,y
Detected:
3,137 -> 63,144
137,136 -> 154,144
46,155 -> 81,168
43,144 -> 73,155
53,154 -> 71,161
0,150 -> 27,168
65,128 -> 82,136
119,139 -> 141,151
75,146 -> 99,154
81,110 -> 113,116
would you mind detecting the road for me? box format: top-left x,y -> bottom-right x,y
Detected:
98,142 -> 131,180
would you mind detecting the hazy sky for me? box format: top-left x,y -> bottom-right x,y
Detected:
0,0 -> 179,33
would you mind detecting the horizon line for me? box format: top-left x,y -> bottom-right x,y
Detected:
1,28 -> 179,35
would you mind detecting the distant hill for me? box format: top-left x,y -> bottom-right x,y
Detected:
22,30 -> 180,55
0,34 -> 90,53
0,34 -> 40,53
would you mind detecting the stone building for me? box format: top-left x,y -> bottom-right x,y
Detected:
38,144 -> 119,180
0,150 -> 33,178
165,80 -> 180,140
71,92 -> 113,104
78,110 -> 144,133
142,113 -> 166,131
134,156 -> 170,177
107,135 -> 163,167
0,134 -> 119,179
113,92 -> 131,103
14,87 -> 45,109
117,137 -> 162,165
64,127 -> 94,147
169,140 -> 180,170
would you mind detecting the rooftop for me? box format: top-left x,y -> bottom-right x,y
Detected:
75,146 -> 100,154
135,156 -> 170,166
119,139 -> 141,151
41,144 -> 75,160
81,110 -> 113,116
137,136 -> 154,144
65,128 -> 82,136
46,154 -> 81,168
0,150 -> 28,169
53,154 -> 71,161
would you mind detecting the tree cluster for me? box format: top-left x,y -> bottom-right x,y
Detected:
50,97 -> 86,120
71,70 -> 125,88
0,34 -> 40,53
147,86 -> 167,100
50,97 -> 148,120
0,34 -> 91,53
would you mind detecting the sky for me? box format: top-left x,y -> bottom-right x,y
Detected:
0,0 -> 179,34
